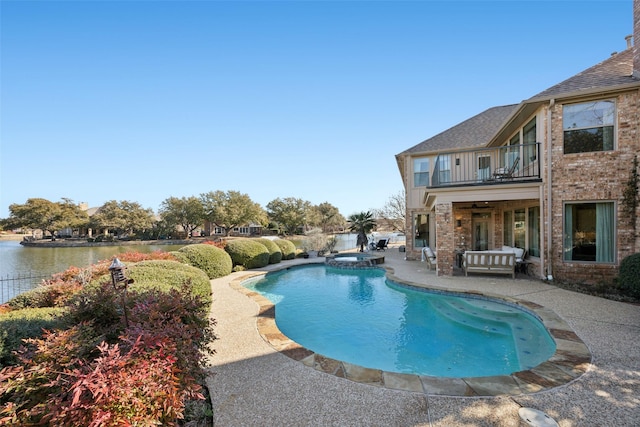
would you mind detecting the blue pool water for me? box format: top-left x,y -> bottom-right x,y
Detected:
244,265 -> 556,378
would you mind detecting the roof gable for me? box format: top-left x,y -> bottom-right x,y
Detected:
396,104 -> 518,156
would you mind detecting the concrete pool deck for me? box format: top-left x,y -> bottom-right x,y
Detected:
205,246 -> 640,426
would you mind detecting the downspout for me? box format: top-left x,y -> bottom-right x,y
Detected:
546,99 -> 555,281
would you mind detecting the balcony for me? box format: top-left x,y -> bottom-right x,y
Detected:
425,143 -> 541,188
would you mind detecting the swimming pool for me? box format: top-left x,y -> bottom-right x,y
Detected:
244,264 -> 556,378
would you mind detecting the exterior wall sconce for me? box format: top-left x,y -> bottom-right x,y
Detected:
109,257 -> 134,327
456,219 -> 462,228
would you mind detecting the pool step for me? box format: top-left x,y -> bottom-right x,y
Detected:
430,298 -> 514,336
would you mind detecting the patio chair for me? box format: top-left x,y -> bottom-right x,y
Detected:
421,246 -> 436,270
492,156 -> 520,181
375,238 -> 389,251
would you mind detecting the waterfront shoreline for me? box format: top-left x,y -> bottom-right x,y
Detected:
18,238 -> 202,248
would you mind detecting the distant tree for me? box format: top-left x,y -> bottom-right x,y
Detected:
266,197 -> 310,235
158,196 -> 205,238
374,190 -> 406,233
147,218 -> 174,240
59,198 -> 90,231
5,198 -> 89,239
307,202 -> 346,233
200,190 -> 267,236
348,211 -> 376,252
90,200 -> 155,238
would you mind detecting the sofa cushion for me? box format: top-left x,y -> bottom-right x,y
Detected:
513,247 -> 525,261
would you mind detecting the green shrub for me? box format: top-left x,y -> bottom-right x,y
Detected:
7,282 -> 81,310
127,260 -> 212,304
169,250 -> 190,264
178,244 -> 233,279
619,253 -> 640,298
0,307 -> 66,367
255,238 -> 283,264
224,239 -> 270,269
273,239 -> 297,260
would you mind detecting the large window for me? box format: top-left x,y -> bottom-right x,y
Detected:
413,157 -> 430,187
563,202 -> 615,262
563,100 -> 615,154
503,206 -> 540,257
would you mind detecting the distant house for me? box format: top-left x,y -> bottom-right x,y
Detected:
395,2 -> 640,284
204,222 -> 263,237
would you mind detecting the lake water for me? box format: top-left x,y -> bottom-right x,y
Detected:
0,240 -> 186,303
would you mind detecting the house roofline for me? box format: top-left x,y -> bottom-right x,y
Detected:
526,80 -> 640,104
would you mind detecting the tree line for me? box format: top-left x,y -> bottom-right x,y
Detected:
0,190 -> 405,240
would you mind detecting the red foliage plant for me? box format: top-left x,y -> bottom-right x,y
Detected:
0,326 -> 205,426
0,285 -> 214,426
202,240 -> 226,249
114,250 -> 177,263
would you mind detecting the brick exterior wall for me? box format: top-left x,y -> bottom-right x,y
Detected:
549,91 -> 640,285
635,0 -> 640,76
435,202 -> 454,275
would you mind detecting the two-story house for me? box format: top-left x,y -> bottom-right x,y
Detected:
396,1 -> 640,284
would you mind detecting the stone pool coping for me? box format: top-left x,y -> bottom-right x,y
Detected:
229,263 -> 592,397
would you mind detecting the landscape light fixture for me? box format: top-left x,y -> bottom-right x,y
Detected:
109,257 -> 134,327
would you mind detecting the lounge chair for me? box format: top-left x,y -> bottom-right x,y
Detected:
492,156 -> 520,181
375,239 -> 389,251
421,246 -> 436,270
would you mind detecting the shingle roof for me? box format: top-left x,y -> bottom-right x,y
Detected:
398,47 -> 639,158
396,104 -> 518,156
529,48 -> 637,100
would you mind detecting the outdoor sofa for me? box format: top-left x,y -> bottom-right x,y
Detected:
463,250 -> 516,278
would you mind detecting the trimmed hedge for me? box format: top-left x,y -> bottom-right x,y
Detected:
255,238 -> 283,264
224,239 -> 270,269
127,260 -> 212,304
0,307 -> 66,367
273,239 -> 297,260
619,253 -> 640,298
7,282 -> 81,310
178,244 -> 233,279
169,250 -> 190,264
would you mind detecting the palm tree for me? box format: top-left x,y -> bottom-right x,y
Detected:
348,211 -> 376,252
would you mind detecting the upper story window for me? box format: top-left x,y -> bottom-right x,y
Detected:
437,155 -> 451,183
563,100 -> 615,154
523,118 -> 537,166
413,157 -> 430,187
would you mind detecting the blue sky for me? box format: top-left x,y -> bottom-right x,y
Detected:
0,0 -> 633,219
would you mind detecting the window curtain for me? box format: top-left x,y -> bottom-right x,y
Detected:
596,203 -> 614,262
563,204 -> 573,261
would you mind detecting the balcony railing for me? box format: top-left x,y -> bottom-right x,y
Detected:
429,142 -> 541,188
